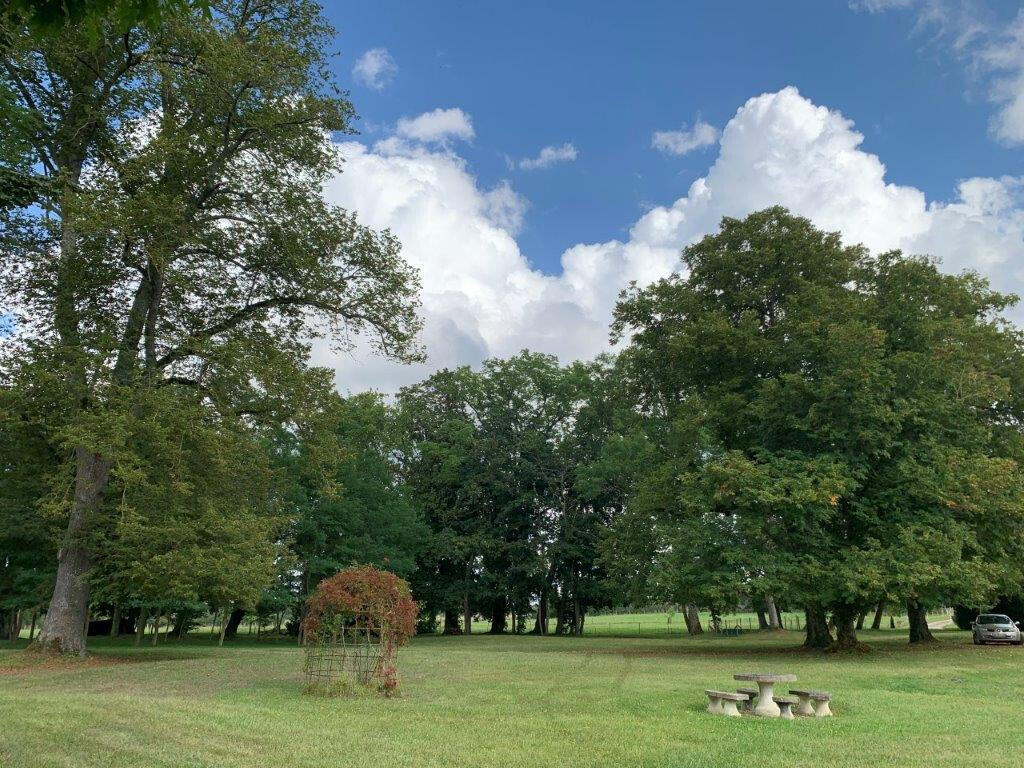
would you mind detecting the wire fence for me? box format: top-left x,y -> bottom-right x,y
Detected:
473,609 -> 955,638
573,610 -> 953,637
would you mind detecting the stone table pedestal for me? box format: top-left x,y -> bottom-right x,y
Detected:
733,673 -> 797,717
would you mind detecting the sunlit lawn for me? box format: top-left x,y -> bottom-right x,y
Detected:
2,628 -> 1020,768
467,608 -> 952,635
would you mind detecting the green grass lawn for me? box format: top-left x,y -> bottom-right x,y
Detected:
137,608 -> 949,641
2,628 -> 1020,768
465,608 -> 952,636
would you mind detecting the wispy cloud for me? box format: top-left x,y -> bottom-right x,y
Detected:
517,142 -> 578,170
851,0 -> 1024,145
848,0 -> 915,12
651,118 -> 719,156
352,48 -> 398,90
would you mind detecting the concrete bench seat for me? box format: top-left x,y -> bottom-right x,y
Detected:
705,689 -> 746,716
736,687 -> 759,711
772,695 -> 797,720
789,689 -> 833,717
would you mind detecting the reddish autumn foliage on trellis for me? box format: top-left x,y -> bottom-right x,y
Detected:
301,567 -> 418,696
302,566 -> 417,646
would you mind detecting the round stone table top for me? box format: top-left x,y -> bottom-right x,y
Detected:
733,673 -> 797,683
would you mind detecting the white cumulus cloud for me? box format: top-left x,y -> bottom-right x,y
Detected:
518,142 -> 578,170
395,107 -> 474,144
318,87 -> 1024,394
352,48 -> 397,90
652,118 -> 720,156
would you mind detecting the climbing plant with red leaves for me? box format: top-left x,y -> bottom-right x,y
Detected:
301,566 -> 417,696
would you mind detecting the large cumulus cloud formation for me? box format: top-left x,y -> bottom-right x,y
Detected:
318,87 -> 1024,393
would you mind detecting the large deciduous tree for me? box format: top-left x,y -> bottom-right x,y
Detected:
0,0 -> 421,654
613,207 -> 1024,649
283,392 -> 426,598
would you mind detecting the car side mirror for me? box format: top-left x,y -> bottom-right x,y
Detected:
1016,621 -> 1021,627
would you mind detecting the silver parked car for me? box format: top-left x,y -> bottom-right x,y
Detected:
972,614 -> 1022,645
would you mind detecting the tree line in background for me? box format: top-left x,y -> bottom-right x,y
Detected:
4,2 -> 1024,655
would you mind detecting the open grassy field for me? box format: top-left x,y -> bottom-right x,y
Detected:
3,627 -> 1022,768
464,608 -> 952,636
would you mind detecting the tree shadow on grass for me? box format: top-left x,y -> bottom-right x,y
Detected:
0,647 -> 203,675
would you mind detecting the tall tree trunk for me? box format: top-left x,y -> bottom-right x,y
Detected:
831,605 -> 860,651
109,604 -> 121,637
756,607 -> 768,630
856,611 -> 867,631
803,605 -> 832,649
28,610 -> 38,642
907,598 -> 935,644
218,607 -> 229,646
489,595 -> 507,634
532,590 -> 548,635
870,600 -> 886,630
174,611 -> 190,638
765,596 -> 781,629
683,603 -> 704,635
572,594 -> 583,636
34,447 -> 112,655
135,606 -> 149,647
554,596 -> 567,635
224,608 -> 245,640
442,609 -> 462,635
463,592 -> 472,637
151,612 -> 161,646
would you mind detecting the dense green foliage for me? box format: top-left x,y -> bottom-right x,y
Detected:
5,0 -> 208,34
611,208 -> 1024,648
0,0 -> 421,652
397,353 -> 625,635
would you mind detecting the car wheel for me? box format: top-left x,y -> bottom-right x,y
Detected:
1014,638 -> 1023,646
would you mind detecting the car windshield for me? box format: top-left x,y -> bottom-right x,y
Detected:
977,615 -> 1012,625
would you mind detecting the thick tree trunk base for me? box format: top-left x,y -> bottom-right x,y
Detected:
683,604 -> 703,636
870,601 -> 886,631
442,610 -> 463,635
803,606 -> 833,650
766,596 -> 781,630
33,447 -> 112,657
224,609 -> 246,640
829,605 -> 868,652
907,599 -> 936,644
488,596 -> 507,634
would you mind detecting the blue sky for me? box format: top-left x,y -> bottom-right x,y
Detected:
326,0 -> 1022,275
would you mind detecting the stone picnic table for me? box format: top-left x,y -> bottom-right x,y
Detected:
733,673 -> 797,716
